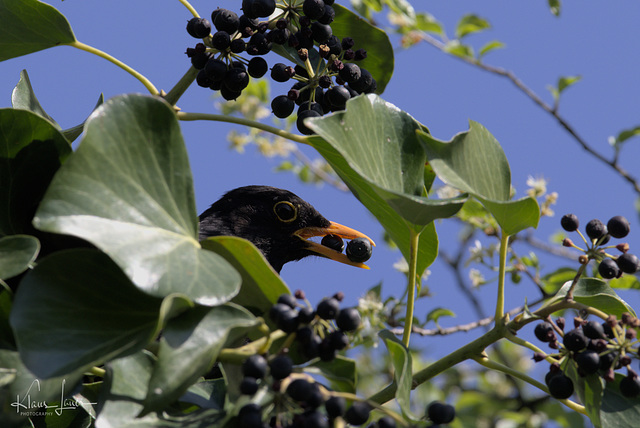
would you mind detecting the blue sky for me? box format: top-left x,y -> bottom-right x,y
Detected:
2,0 -> 639,359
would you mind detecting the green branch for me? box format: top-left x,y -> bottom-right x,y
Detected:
163,66 -> 199,106
176,111 -> 309,144
69,41 -> 159,96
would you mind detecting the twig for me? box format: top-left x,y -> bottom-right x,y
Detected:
417,32 -> 640,194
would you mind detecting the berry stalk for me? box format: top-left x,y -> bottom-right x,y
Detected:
494,231 -> 510,325
176,111 -> 309,144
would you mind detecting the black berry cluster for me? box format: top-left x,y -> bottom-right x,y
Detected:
184,1 -> 377,134
560,214 -> 639,279
237,348 -> 396,427
321,234 -> 373,263
269,291 -> 362,362
532,314 -> 640,400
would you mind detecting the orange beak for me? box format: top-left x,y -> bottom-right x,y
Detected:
293,221 -> 376,269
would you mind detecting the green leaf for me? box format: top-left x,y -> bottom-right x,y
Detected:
201,236 -> 289,316
548,0 -> 561,16
0,234 -> 39,280
33,94 -> 240,305
565,363 -> 603,427
307,94 -> 467,276
11,69 -> 58,126
143,304 -> 258,413
60,93 -> 105,143
610,125 -> 640,147
544,277 -> 636,318
426,307 -> 455,325
414,13 -> 443,36
600,374 -> 640,427
443,40 -> 474,59
609,274 -> 640,290
9,249 -> 162,378
418,121 -> 540,235
306,355 -> 357,393
379,330 -> 417,420
0,108 -> 71,236
541,267 -> 577,294
478,40 -> 505,59
331,4 -> 394,94
548,75 -> 581,105
96,351 -> 159,427
0,0 -> 76,62
455,14 -> 491,39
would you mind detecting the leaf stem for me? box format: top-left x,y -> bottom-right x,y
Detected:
69,41 -> 159,96
402,229 -> 420,348
494,231 -> 510,324
472,355 -> 587,415
88,366 -> 106,378
163,66 -> 199,106
176,111 -> 309,144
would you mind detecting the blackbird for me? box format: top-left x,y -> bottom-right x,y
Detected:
198,186 -> 375,272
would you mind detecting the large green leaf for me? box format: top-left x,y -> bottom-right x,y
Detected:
418,122 -> 540,235
143,304 -> 258,413
307,94 -> 466,276
306,355 -> 357,394
331,4 -> 394,94
600,374 -> 640,427
0,109 -> 71,236
33,94 -> 240,305
0,0 -> 76,62
0,235 -> 39,280
544,277 -> 636,317
201,236 -> 289,315
9,249 -> 162,378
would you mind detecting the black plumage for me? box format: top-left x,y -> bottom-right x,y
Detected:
198,185 -> 374,272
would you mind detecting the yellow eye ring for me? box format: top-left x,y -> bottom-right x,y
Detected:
273,201 -> 298,223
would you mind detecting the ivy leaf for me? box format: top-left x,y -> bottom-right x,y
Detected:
11,69 -> 58,126
0,235 -> 39,280
544,277 -> 636,317
307,94 -> 467,277
306,355 -> 357,393
418,121 -> 540,235
143,304 -> 258,414
455,14 -> 491,39
33,94 -> 241,305
0,0 -> 76,61
600,374 -> 640,427
201,236 -> 289,316
330,4 -> 394,94
0,108 -> 71,236
9,249 -> 163,378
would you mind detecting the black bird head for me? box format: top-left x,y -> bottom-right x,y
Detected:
198,185 -> 375,273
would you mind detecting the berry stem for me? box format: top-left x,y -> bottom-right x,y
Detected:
69,41 -> 159,96
163,66 -> 199,106
563,261 -> 588,301
472,355 -> 587,415
401,228 -> 421,348
177,0 -> 199,18
504,330 -> 558,364
494,231 -> 510,325
176,111 -> 309,144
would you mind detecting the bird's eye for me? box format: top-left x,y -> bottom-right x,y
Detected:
273,201 -> 298,223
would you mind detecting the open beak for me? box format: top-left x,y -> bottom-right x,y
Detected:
293,221 -> 376,269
